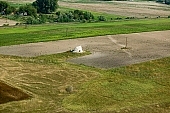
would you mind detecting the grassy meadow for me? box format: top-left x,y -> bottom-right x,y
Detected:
0,18 -> 170,46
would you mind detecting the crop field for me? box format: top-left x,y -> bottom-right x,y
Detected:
59,1 -> 170,18
0,0 -> 170,113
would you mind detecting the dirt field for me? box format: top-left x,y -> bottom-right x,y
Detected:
0,18 -> 18,26
59,1 -> 170,18
0,30 -> 170,68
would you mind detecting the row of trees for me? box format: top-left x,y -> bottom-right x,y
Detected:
0,0 -> 108,24
0,2 -> 38,17
32,0 -> 58,14
56,10 -> 94,22
25,10 -> 106,24
0,0 -> 59,24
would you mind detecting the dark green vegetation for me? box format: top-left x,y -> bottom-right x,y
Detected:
32,0 -> 58,14
0,52 -> 170,112
1,0 -> 105,24
18,4 -> 37,17
56,9 -> 94,22
156,0 -> 170,5
0,1 -> 15,15
0,18 -> 170,46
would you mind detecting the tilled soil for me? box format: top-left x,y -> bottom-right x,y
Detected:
0,30 -> 169,68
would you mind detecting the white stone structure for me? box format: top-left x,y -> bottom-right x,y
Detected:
72,46 -> 83,53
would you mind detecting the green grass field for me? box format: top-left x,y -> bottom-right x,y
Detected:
0,18 -> 170,46
63,57 -> 170,112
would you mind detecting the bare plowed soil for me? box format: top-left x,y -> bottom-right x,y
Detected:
0,30 -> 170,68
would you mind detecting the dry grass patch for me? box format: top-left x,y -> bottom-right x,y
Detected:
0,53 -> 100,112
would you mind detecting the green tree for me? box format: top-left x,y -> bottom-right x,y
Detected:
33,0 -> 58,14
98,16 -> 106,21
18,4 -> 37,17
165,0 -> 170,4
0,1 -> 9,14
6,6 -> 16,15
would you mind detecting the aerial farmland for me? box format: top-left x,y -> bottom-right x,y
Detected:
0,0 -> 170,112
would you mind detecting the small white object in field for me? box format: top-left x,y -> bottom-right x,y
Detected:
72,46 -> 83,53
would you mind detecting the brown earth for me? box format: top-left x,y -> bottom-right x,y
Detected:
0,30 -> 170,68
0,80 -> 30,104
0,18 -> 18,26
59,1 -> 170,18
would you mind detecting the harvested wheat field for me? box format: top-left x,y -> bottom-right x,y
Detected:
59,1 -> 170,18
0,81 -> 30,104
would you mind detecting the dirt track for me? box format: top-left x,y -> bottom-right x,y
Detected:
0,30 -> 170,68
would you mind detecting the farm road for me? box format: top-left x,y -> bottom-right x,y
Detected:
0,30 -> 170,68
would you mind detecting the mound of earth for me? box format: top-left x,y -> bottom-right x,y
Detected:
0,81 -> 30,104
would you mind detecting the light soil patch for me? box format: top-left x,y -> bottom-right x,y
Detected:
2,0 -> 34,3
0,18 -> 18,26
59,1 -> 170,18
0,30 -> 169,68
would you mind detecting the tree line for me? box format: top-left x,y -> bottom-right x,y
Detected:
156,0 -> 170,4
56,10 -> 95,22
1,0 -> 169,25
0,0 -> 107,24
